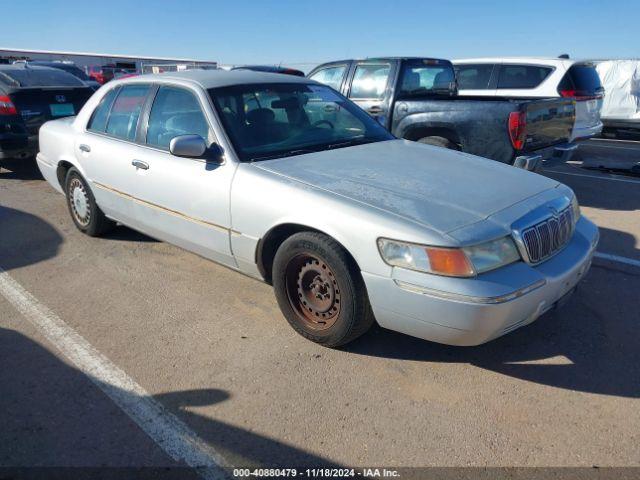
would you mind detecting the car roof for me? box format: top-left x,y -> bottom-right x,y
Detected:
452,57 -> 581,67
316,57 -> 450,65
117,68 -> 315,89
0,64 -> 65,72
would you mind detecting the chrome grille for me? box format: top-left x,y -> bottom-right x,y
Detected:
521,206 -> 574,263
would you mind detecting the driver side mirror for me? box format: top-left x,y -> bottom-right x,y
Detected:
169,135 -> 208,158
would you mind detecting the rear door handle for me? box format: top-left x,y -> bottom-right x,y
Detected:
79,144 -> 91,153
131,160 -> 149,170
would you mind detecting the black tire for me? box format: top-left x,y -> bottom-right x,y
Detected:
417,136 -> 458,150
65,167 -> 114,236
272,232 -> 375,347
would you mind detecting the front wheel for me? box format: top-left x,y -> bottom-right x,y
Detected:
65,167 -> 114,236
272,232 -> 375,347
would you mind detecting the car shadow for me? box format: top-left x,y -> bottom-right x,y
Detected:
345,253 -> 640,399
0,206 -> 63,272
0,327 -> 339,474
0,159 -> 43,180
102,225 -> 159,243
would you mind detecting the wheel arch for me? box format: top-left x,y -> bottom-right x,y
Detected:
402,125 -> 462,148
256,222 -> 362,285
56,158 -> 87,192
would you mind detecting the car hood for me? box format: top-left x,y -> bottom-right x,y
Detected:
256,139 -> 559,234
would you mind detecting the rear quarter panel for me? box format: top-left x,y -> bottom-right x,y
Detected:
391,99 -> 518,163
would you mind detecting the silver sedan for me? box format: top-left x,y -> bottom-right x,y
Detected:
36,70 -> 599,347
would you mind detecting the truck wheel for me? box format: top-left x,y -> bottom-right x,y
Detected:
65,167 -> 114,237
272,232 -> 375,347
417,136 -> 458,150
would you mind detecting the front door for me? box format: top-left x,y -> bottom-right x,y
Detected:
126,84 -> 236,267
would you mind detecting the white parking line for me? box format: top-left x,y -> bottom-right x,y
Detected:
0,266 -> 229,480
544,169 -> 640,184
595,252 -> 640,268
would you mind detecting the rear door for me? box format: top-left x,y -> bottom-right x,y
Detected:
557,63 -> 604,140
345,60 -> 396,126
75,83 -> 151,224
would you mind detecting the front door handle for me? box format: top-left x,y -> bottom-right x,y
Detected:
367,105 -> 383,114
79,144 -> 91,153
131,160 -> 149,170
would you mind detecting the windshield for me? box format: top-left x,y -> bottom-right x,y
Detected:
209,83 -> 394,161
0,67 -> 85,87
398,60 -> 456,97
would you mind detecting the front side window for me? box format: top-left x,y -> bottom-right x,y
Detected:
88,87 -> 119,133
146,86 -> 211,149
309,66 -> 347,91
398,60 -> 456,97
454,64 -> 495,90
105,84 -> 150,141
497,65 -> 553,89
209,83 -> 393,162
349,64 -> 390,99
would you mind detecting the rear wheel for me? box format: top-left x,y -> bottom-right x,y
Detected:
417,136 -> 458,150
272,232 -> 375,347
65,167 -> 114,236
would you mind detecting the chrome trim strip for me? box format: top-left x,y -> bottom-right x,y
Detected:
394,279 -> 547,305
93,181 -> 231,233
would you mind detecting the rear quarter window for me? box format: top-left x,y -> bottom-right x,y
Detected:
88,87 -> 120,133
497,65 -> 553,89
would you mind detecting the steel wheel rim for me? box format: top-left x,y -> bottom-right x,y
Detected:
285,253 -> 341,331
69,178 -> 91,226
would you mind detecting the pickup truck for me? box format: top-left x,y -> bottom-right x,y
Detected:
308,57 -> 577,170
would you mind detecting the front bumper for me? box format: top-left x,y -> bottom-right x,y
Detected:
362,216 -> 599,346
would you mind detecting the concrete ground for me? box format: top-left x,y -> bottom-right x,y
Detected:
0,138 -> 638,473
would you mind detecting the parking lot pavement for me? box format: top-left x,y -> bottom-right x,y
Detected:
0,141 -> 639,471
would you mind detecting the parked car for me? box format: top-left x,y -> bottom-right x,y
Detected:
308,57 -> 577,170
36,70 -> 598,347
87,65 -> 115,84
23,61 -> 101,90
231,65 -> 305,77
453,57 -> 604,142
0,64 -> 94,162
595,60 -> 640,139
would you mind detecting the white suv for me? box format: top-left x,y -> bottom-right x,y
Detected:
453,57 -> 604,142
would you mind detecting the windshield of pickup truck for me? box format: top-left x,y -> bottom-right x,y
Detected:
398,60 -> 456,97
209,83 -> 394,161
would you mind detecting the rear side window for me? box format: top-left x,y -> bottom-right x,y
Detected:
105,84 -> 150,141
0,67 -> 84,87
309,66 -> 347,91
497,65 -> 553,89
88,87 -> 119,133
349,64 -> 391,99
146,86 -> 211,149
557,64 -> 603,96
455,64 -> 495,90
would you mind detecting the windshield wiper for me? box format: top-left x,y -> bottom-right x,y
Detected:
249,148 -> 318,162
326,138 -> 376,150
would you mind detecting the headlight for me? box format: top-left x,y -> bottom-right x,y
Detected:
378,237 -> 521,277
462,237 -> 521,274
571,194 -> 581,222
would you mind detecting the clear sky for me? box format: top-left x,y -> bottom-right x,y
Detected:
1,0 -> 637,70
